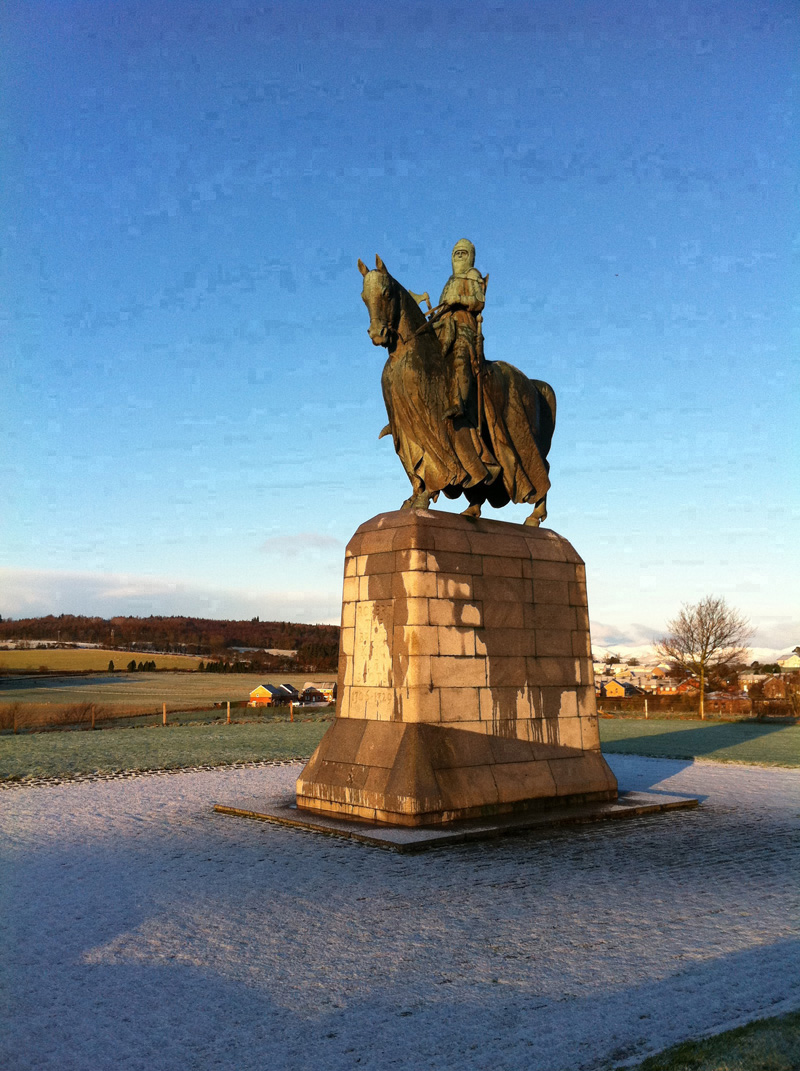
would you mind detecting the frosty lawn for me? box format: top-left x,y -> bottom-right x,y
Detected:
2,756 -> 798,1071
0,721 -> 330,781
600,718 -> 800,768
1,717 -> 798,783
618,1007 -> 800,1070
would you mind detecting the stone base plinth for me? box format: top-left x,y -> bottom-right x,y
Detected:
296,509 -> 617,826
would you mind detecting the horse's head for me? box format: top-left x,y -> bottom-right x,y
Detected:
358,254 -> 399,348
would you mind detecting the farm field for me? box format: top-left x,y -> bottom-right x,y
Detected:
0,647 -> 203,673
0,670 -> 329,708
600,717 -> 800,768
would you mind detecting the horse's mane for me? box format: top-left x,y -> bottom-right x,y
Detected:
377,268 -> 436,347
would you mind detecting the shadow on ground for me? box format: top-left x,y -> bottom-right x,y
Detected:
601,719 -> 792,762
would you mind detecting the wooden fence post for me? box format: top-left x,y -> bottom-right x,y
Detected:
289,700 -> 294,722
162,702 -> 167,726
227,700 -> 231,725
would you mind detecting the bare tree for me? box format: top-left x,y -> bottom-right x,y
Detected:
655,596 -> 754,719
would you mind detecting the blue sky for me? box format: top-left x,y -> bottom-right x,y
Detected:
2,0 -> 798,653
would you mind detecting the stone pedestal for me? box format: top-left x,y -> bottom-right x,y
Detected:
296,509 -> 617,826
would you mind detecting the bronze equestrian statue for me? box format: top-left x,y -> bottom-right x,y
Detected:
358,241 -> 555,526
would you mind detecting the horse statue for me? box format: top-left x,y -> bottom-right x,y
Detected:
358,254 -> 556,526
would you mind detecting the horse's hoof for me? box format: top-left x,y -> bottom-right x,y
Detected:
461,503 -> 481,519
524,515 -> 541,527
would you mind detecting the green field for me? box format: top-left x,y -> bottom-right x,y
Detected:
0,648 -> 203,673
599,718 -> 800,768
0,720 -> 331,781
2,715 -> 799,784
0,670 -> 327,705
618,1008 -> 800,1071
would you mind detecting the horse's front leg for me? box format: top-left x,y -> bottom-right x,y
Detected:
524,496 -> 547,527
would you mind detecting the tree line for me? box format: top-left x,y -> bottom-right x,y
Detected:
0,614 -> 340,669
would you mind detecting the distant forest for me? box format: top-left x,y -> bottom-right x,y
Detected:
0,615 -> 340,672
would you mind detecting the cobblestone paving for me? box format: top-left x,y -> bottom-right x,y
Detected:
2,756 -> 799,1071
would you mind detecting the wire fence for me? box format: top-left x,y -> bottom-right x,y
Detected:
0,699 -> 335,734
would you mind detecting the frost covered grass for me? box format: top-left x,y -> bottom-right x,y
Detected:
2,717 -> 798,784
0,720 -> 330,781
2,756 -> 799,1071
599,718 -> 800,768
620,1007 -> 800,1070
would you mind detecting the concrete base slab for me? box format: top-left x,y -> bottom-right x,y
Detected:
213,790 -> 698,852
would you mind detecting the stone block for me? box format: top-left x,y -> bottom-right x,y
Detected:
437,626 -> 476,657
569,581 -> 588,607
361,573 -> 393,601
431,655 -> 486,689
524,603 -> 577,631
437,574 -> 473,600
479,686 -> 537,725
436,765 -> 499,811
342,576 -> 360,603
482,555 -> 523,578
572,630 -> 592,657
432,527 -> 472,553
468,531 -> 530,559
395,548 -> 430,572
483,628 -> 537,657
536,628 -> 573,656
528,560 -> 575,582
394,624 -> 439,657
549,753 -> 616,797
473,575 -> 532,603
429,549 -> 482,575
491,761 -> 558,804
580,714 -> 601,750
397,686 -> 441,723
527,656 -> 581,686
393,570 -> 438,599
361,686 -> 397,721
355,721 -> 406,768
360,529 -> 396,554
429,598 -> 483,628
439,686 -> 481,723
525,532 -> 567,562
483,601 -> 524,629
397,655 -> 432,688
341,601 -> 356,628
533,579 -> 570,605
394,528 -> 436,551
555,716 -> 584,749
361,550 -> 396,576
576,686 -> 597,717
402,598 -> 430,625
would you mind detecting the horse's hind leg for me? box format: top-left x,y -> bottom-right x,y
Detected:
524,496 -> 547,527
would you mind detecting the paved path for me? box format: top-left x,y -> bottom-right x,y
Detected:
2,756 -> 799,1071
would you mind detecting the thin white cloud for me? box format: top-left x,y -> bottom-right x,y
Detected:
0,568 -> 341,625
259,532 -> 343,558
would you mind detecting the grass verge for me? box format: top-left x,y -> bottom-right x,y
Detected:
0,720 -> 331,781
617,1008 -> 800,1070
599,718 -> 800,767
